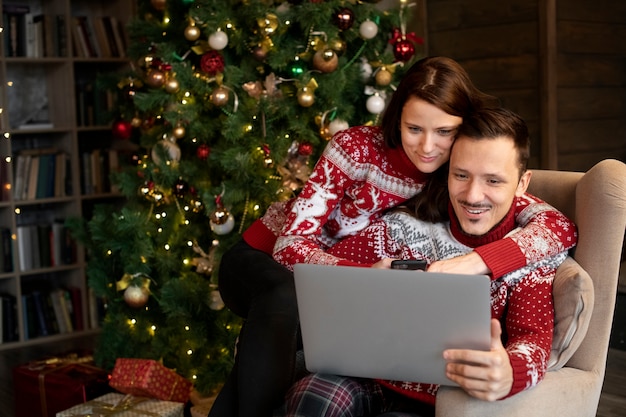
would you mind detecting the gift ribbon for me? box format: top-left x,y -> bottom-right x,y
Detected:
89,394 -> 160,417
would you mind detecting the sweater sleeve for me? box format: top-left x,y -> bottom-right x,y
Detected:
501,264 -> 557,398
474,193 -> 577,279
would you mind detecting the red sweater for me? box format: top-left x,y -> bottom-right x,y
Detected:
243,126 -> 577,277
328,198 -> 567,404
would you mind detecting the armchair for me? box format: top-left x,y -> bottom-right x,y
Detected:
434,159 -> 626,417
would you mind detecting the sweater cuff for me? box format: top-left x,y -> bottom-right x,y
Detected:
242,219 -> 277,255
474,238 -> 526,279
337,259 -> 373,268
505,355 -> 534,399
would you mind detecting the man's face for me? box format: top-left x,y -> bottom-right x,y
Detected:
448,135 -> 531,236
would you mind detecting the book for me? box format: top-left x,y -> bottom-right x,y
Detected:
31,290 -> 49,337
25,155 -> 39,200
50,289 -> 73,333
37,223 -> 52,268
69,286 -> 84,331
16,225 -> 33,271
0,227 -> 13,273
54,152 -> 67,197
22,293 -> 36,339
92,16 -> 111,57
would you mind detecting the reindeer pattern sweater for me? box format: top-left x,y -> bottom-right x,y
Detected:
327,198 -> 568,404
242,126 -> 577,277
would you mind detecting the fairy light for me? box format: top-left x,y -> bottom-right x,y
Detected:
186,349 -> 193,355
164,244 -> 170,250
185,325 -> 190,331
187,240 -> 193,247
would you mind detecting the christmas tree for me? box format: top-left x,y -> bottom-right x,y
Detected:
73,0 -> 422,394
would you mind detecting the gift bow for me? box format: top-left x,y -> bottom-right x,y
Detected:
85,394 -> 160,417
388,28 -> 424,46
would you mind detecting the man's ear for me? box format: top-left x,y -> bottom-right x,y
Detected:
515,170 -> 532,197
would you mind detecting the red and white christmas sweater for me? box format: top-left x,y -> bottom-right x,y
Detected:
327,197 -> 568,404
242,125 -> 577,278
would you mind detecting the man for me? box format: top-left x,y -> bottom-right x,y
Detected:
275,107 -> 571,417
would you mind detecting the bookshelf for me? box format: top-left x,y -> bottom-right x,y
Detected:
0,0 -> 135,350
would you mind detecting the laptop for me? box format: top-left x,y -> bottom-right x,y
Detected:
293,263 -> 492,386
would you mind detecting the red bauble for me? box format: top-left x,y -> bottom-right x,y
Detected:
200,51 -> 225,76
298,142 -> 314,156
112,119 -> 133,140
393,39 -> 416,62
197,144 -> 211,160
333,7 -> 354,30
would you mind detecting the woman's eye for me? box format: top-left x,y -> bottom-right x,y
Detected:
438,129 -> 454,136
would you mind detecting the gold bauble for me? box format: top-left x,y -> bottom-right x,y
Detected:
173,125 -> 186,139
258,13 -> 279,36
320,125 -> 332,141
211,86 -> 229,106
297,88 -> 315,107
375,68 -> 393,86
184,25 -> 201,41
164,78 -> 180,93
312,49 -> 338,73
146,70 -> 165,88
131,117 -> 143,128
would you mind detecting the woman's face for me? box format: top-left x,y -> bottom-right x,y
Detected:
399,97 -> 462,174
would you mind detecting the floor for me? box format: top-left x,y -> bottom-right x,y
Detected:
1,336 -> 625,417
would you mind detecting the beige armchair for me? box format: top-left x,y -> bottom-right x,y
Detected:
435,159 -> 626,417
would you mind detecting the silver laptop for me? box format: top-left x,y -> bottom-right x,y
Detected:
294,263 -> 492,386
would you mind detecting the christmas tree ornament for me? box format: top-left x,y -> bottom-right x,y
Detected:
297,142 -> 314,156
150,0 -> 166,12
112,119 -> 133,140
131,116 -> 143,128
262,144 -> 274,168
333,7 -> 354,30
329,38 -> 346,55
146,69 -> 165,88
164,77 -> 180,93
173,124 -> 186,139
184,24 -> 201,41
124,285 -> 150,308
328,118 -> 350,136
197,144 -> 210,160
258,13 -> 279,36
151,138 -> 181,165
117,273 -> 152,308
312,49 -> 338,73
319,124 -> 332,141
210,86 -> 229,106
209,290 -> 225,310
200,51 -> 225,75
252,45 -> 268,61
208,30 -> 229,50
173,178 -> 189,198
366,93 -> 385,114
297,87 -> 315,107
289,60 -> 305,76
359,20 -> 378,40
210,197 -> 235,235
393,38 -> 416,62
375,67 -> 393,86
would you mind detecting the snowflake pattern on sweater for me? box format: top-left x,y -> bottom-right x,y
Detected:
327,197 -> 568,405
242,126 -> 577,276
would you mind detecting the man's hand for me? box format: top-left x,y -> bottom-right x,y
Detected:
428,252 -> 489,275
371,258 -> 394,269
443,319 -> 513,401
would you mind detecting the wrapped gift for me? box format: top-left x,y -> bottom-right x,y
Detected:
13,351 -> 112,417
56,392 -> 183,417
109,358 -> 192,403
190,404 -> 211,417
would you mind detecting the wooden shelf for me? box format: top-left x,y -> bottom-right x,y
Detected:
0,0 -> 136,350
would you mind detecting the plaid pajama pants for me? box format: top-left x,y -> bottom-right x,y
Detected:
274,373 -> 434,417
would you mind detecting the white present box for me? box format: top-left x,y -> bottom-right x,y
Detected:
56,392 -> 184,417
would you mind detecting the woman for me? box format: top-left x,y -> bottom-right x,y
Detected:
209,57 -> 576,417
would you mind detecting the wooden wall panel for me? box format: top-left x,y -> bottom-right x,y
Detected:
425,0 -> 626,171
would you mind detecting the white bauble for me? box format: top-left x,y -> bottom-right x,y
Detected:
208,31 -> 229,51
210,211 -> 235,235
328,119 -> 350,136
359,20 -> 378,40
151,139 -> 181,165
366,94 -> 385,114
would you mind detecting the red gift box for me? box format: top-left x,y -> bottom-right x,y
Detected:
109,358 -> 192,403
13,352 -> 111,417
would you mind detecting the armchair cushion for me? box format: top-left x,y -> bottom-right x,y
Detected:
547,257 -> 594,371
